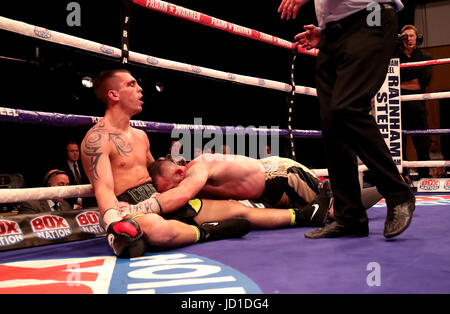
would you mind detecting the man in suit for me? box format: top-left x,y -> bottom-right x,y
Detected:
60,140 -> 96,208
18,169 -> 73,214
63,141 -> 88,185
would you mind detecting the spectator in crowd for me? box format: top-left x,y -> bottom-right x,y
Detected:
18,169 -> 73,214
429,139 -> 446,178
167,140 -> 186,165
60,140 -> 97,209
193,145 -> 215,159
399,24 -> 433,179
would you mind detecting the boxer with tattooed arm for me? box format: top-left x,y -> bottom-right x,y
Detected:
81,69 -> 251,257
82,69 -> 347,258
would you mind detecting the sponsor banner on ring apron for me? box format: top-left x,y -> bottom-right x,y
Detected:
416,178 -> 450,193
374,58 -> 402,172
0,210 -> 105,251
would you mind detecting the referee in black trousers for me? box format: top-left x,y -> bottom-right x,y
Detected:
278,0 -> 415,238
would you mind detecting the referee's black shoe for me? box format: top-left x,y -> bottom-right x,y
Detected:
384,195 -> 415,238
304,221 -> 369,239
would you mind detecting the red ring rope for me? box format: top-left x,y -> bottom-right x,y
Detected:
132,0 -> 319,56
133,0 -> 450,68
400,58 -> 450,68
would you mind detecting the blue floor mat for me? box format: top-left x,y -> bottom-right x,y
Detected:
1,195 -> 450,294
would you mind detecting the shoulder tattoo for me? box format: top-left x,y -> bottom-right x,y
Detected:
83,124 -> 105,182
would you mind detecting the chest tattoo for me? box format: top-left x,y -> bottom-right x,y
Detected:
109,133 -> 133,156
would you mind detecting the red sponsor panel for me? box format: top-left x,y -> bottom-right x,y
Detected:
420,179 -> 440,191
76,211 -> 104,234
30,215 -> 72,240
0,219 -> 21,235
0,219 -> 25,247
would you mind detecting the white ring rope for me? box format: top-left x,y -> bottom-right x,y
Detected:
400,91 -> 450,102
1,160 -> 448,203
1,14 -> 449,204
1,16 -> 448,102
0,16 -> 316,97
0,184 -> 93,204
403,160 -> 450,168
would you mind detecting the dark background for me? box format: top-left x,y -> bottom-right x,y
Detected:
0,0 -> 418,187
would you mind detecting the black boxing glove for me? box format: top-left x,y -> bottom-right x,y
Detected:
107,218 -> 146,258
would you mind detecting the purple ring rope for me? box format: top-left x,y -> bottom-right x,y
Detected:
403,129 -> 450,135
0,106 -> 322,138
2,107 -> 449,137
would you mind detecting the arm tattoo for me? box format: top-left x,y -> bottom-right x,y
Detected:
83,125 -> 105,182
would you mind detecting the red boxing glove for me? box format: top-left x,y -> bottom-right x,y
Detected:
107,218 -> 146,258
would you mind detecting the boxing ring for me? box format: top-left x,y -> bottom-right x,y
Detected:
1,0 -> 450,296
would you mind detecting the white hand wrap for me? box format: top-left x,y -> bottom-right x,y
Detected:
101,207 -> 130,230
117,194 -> 161,217
130,194 -> 161,215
